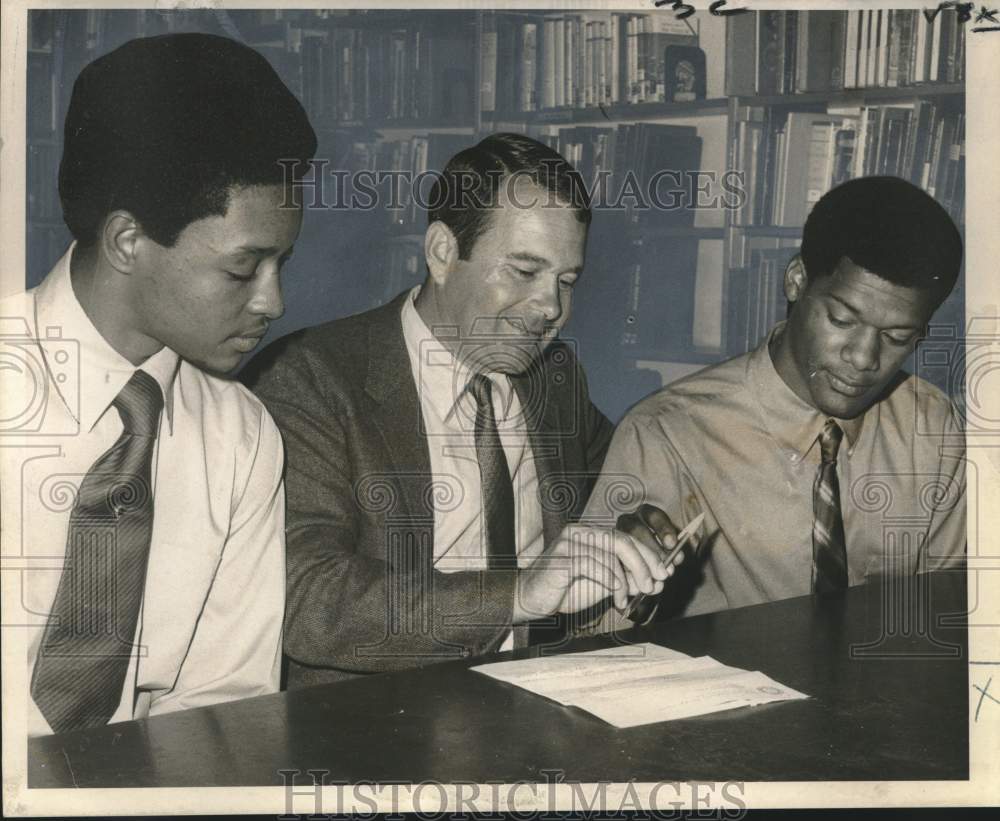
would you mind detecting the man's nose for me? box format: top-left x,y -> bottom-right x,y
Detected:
249,271 -> 285,320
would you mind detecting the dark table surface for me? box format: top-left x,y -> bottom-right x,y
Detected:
29,571 -> 969,787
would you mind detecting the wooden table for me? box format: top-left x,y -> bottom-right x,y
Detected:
29,571 -> 969,787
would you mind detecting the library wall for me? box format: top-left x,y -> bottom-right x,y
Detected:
25,7 -> 967,421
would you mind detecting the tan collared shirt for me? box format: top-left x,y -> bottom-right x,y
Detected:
584,323 -> 966,621
1,246 -> 286,735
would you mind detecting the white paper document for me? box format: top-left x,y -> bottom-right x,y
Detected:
471,643 -> 809,728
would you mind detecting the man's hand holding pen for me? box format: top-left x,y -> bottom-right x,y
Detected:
512,515 -> 687,624
616,504 -> 704,625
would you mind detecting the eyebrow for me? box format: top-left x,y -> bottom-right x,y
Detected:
826,294 -> 920,331
232,244 -> 292,257
507,251 -> 582,275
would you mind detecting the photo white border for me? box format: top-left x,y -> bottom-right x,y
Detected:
2,0 -> 998,814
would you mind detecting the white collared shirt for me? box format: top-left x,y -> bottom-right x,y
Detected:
1,246 -> 286,736
400,287 -> 546,647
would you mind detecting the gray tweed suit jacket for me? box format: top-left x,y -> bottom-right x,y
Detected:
243,291 -> 614,688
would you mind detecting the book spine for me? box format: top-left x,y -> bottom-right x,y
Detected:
914,13 -> 929,83
887,9 -> 901,87
521,23 -> 537,112
554,17 -> 565,107
480,18 -> 497,113
542,19 -> 555,109
829,11 -> 846,91
844,10 -> 859,89
610,14 -> 621,103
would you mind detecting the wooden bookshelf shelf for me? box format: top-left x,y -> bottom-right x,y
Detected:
318,118 -> 477,133
731,225 -> 804,238
638,226 -> 726,240
736,83 -> 965,108
488,98 -> 729,126
627,347 -> 725,365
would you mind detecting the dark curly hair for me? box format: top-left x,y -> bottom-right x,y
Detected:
801,176 -> 962,305
59,33 -> 317,248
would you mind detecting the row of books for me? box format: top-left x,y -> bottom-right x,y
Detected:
26,144 -> 60,221
251,20 -> 476,124
480,12 -> 698,114
333,132 -> 471,231
725,244 -> 799,356
537,123 -> 703,227
730,101 -> 964,234
726,9 -> 966,96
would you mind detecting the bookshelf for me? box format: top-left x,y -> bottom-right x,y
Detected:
25,7 -> 966,418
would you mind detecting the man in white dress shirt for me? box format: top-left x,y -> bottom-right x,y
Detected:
1,33 -> 316,735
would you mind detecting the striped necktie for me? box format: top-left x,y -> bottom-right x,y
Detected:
468,374 -> 517,570
31,369 -> 163,733
812,418 -> 848,593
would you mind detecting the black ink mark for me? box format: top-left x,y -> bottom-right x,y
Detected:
973,676 -> 999,721
975,5 -> 1000,23
709,0 -> 750,15
654,0 -> 697,20
973,5 -> 1000,28
925,1 -> 975,23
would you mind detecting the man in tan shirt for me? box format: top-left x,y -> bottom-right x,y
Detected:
587,176 -> 965,623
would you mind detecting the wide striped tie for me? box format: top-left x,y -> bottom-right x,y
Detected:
468,374 -> 517,571
812,418 -> 848,593
31,370 -> 163,733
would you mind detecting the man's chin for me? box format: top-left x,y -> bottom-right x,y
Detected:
184,350 -> 243,377
814,390 -> 871,421
467,342 -> 543,375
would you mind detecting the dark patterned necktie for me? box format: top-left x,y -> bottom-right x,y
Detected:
31,370 -> 163,733
468,374 -> 517,570
812,419 -> 848,593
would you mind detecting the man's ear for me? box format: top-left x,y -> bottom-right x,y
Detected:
100,211 -> 143,275
424,220 -> 459,285
784,255 -> 809,304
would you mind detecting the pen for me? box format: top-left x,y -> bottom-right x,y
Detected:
624,512 -> 705,622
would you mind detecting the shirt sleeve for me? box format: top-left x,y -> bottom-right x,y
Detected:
148,406 -> 285,715
579,412 -> 697,632
921,399 -> 966,572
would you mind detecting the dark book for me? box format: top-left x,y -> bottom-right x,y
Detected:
495,17 -> 518,113
724,12 -> 756,95
938,8 -> 956,82
632,123 -> 702,228
798,11 -> 842,92
780,11 -> 798,95
624,236 -> 700,353
756,11 -> 782,94
829,11 -> 847,90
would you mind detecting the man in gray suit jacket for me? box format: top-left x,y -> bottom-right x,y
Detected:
245,134 -> 679,687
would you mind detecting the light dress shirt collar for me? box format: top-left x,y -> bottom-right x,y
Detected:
748,322 -> 865,465
400,285 -> 516,429
33,243 -> 179,435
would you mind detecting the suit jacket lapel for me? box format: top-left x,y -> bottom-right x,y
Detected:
363,294 -> 433,522
513,358 -> 566,548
